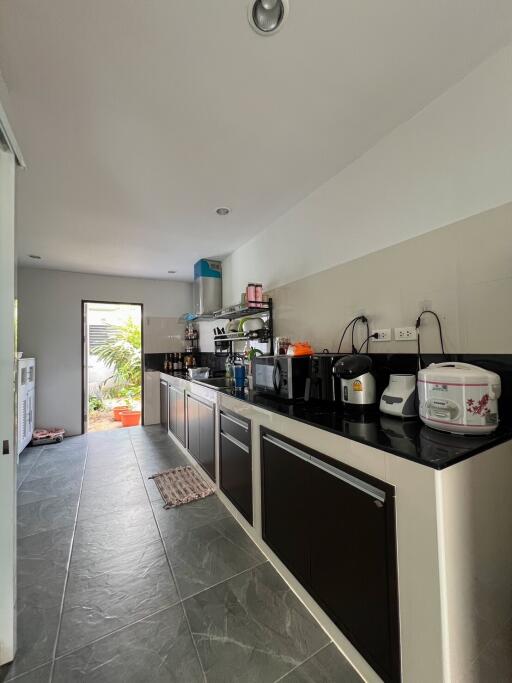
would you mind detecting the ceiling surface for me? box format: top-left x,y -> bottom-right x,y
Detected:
1,0 -> 512,281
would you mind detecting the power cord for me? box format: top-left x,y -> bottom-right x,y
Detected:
352,317 -> 370,353
416,309 -> 446,369
337,315 -> 368,354
357,332 -> 378,354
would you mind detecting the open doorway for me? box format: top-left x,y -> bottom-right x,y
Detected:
82,301 -> 143,433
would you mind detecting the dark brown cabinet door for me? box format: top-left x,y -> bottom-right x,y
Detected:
261,432 -> 310,584
186,395 -> 215,481
186,395 -> 200,460
198,399 -> 215,481
220,432 -> 252,523
169,386 -> 185,445
260,428 -> 400,683
168,386 -> 176,435
175,387 -> 186,445
309,461 -> 399,683
160,381 -> 168,430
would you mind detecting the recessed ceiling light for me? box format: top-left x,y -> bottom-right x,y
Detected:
168,270 -> 176,274
216,207 -> 230,216
248,0 -> 289,35
28,254 -> 41,260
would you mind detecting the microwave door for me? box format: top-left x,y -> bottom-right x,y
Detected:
274,359 -> 285,397
255,360 -> 273,392
272,360 -> 280,394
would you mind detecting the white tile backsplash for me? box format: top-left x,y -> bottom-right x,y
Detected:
269,201 -> 512,354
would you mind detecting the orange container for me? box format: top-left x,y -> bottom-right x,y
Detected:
120,410 -> 141,427
287,341 -> 314,356
113,405 -> 130,421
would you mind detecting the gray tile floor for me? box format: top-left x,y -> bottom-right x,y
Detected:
1,425 -> 362,683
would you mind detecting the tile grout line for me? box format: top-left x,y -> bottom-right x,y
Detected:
53,602 -> 180,662
272,641 -> 332,683
6,661 -> 53,682
16,445 -> 46,490
182,559 -> 268,603
129,428 -> 207,683
47,438 -> 90,683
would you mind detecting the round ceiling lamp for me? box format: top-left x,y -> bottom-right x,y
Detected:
248,0 -> 289,36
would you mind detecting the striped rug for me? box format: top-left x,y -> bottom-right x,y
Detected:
149,465 -> 215,509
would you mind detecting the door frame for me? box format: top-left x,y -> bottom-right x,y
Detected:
0,145 -> 16,666
81,300 -> 144,434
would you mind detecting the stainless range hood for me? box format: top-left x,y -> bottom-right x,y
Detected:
193,259 -> 222,316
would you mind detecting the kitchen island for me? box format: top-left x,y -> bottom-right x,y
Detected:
160,372 -> 512,683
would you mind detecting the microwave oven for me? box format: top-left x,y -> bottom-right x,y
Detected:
253,355 -> 310,400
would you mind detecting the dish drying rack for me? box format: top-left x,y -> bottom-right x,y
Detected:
213,298 -> 273,357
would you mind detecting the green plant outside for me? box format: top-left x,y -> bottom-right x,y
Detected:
88,395 -> 105,412
93,317 -> 141,405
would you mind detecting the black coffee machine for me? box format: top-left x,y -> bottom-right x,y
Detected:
306,353 -> 346,402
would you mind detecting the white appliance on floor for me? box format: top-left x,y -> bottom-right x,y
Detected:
17,357 -> 36,454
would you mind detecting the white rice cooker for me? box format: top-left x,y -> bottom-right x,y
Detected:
417,362 -> 501,435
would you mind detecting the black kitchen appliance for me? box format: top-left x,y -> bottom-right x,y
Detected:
253,354 -> 310,400
306,352 -> 346,402
333,354 -> 377,409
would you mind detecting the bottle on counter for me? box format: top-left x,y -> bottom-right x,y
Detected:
225,355 -> 234,386
163,354 -> 169,372
176,353 -> 183,372
172,353 -> 179,372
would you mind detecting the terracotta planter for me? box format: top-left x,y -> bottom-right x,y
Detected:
113,405 -> 130,421
120,410 -> 141,427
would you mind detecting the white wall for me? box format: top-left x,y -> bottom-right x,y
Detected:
17,268 -> 192,435
222,42 -> 512,303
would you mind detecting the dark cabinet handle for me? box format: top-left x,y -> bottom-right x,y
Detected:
3,440 -> 9,455
221,431 -> 250,453
222,412 -> 249,430
262,434 -> 385,503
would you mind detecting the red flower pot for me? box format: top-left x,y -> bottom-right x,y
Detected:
120,410 -> 141,427
113,406 -> 130,421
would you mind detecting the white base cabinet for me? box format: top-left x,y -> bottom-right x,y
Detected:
17,357 -> 35,455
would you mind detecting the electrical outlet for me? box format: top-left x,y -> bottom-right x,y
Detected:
371,329 -> 391,342
395,326 -> 418,341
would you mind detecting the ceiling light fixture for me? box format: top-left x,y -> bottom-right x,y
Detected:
248,0 -> 289,35
28,254 -> 41,260
216,207 -> 230,216
168,270 -> 176,274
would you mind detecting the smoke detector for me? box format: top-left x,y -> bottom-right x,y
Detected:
248,0 -> 289,36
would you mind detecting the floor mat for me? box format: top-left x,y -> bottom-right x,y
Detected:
149,465 -> 215,508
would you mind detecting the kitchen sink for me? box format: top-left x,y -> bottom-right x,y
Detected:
192,376 -> 232,390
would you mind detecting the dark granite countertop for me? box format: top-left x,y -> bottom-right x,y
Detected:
217,388 -> 512,470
